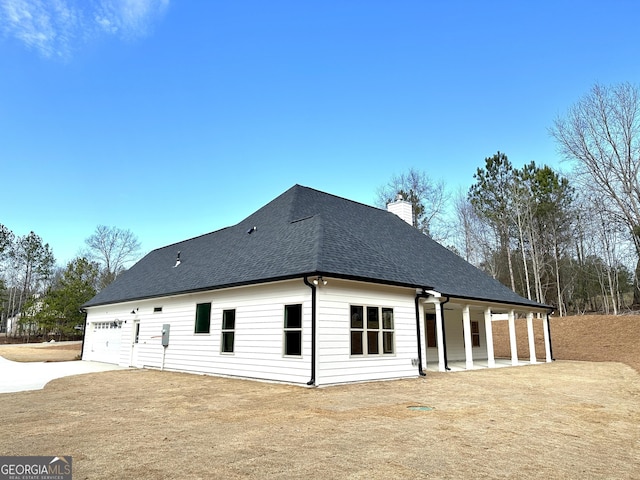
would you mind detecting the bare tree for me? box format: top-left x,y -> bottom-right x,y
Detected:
0,224 -> 14,333
453,192 -> 476,263
509,172 -> 535,301
376,168 -> 448,241
574,191 -> 635,314
452,190 -> 496,271
551,82 -> 640,306
84,225 -> 141,289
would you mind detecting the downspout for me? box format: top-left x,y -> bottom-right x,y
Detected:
414,291 -> 429,377
303,277 -> 316,386
440,296 -> 451,371
546,310 -> 555,361
79,309 -> 88,360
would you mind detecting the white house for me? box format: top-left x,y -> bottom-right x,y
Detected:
81,185 -> 553,386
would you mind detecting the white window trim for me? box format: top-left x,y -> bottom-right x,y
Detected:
220,309 -> 236,355
283,304 -> 303,358
194,302 -> 212,335
350,305 -> 396,357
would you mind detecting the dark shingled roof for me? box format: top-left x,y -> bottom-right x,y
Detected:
83,185 -> 550,309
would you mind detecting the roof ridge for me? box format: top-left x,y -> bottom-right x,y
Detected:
83,183 -> 550,310
293,184 -> 384,214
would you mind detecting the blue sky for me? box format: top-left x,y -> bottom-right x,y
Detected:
2,0 -> 640,266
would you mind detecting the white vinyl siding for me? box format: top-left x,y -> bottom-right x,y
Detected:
315,280 -> 418,385
83,280 -> 312,384
83,278 -> 423,386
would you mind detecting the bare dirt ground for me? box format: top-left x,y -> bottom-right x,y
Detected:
0,316 -> 639,479
492,314 -> 640,372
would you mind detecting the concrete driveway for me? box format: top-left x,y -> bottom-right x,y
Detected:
0,355 -> 125,394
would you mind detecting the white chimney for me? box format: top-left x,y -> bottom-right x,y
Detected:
387,194 -> 413,225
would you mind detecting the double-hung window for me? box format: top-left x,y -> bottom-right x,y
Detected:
350,305 -> 394,355
284,304 -> 302,356
221,309 -> 235,353
471,320 -> 481,347
463,320 -> 481,347
381,307 -> 394,354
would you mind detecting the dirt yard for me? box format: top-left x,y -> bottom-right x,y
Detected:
0,362 -> 638,479
0,341 -> 81,362
0,316 -> 639,479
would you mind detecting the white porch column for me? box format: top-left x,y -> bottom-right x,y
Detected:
462,305 -> 473,369
508,309 -> 518,366
526,312 -> 537,364
484,307 -> 495,368
434,301 -> 446,372
542,314 -> 552,363
418,301 -> 427,372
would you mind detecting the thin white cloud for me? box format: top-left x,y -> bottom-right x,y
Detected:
0,0 -> 169,58
95,0 -> 169,38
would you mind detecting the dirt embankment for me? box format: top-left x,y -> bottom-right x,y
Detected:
492,314 -> 640,372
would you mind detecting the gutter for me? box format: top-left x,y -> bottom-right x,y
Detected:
303,277 -> 316,386
546,310 -> 555,361
435,293 -> 553,312
82,273 -> 439,309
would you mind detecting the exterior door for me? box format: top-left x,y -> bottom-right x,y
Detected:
130,320 -> 140,367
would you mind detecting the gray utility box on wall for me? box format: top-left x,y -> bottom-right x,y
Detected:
161,324 -> 170,347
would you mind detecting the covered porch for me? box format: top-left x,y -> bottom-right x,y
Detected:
418,291 -> 553,373
425,358 -> 531,372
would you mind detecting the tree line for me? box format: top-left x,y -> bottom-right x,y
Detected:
379,82 -> 640,316
0,226 -> 140,340
2,82 -> 638,332
380,156 -> 634,316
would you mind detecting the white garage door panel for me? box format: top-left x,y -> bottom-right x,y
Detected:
89,323 -> 122,364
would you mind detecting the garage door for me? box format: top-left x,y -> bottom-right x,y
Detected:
89,321 -> 123,364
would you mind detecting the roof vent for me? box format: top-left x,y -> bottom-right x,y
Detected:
387,197 -> 413,225
173,251 -> 181,268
